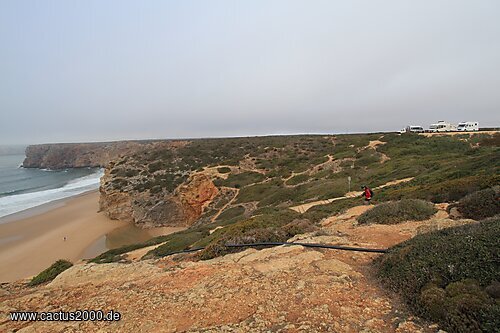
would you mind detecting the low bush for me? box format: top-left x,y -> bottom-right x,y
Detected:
217,167 -> 231,174
357,199 -> 436,224
197,210 -> 306,260
457,186 -> 500,220
28,260 -> 73,286
375,217 -> 500,332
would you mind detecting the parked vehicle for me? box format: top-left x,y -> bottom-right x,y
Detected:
429,121 -> 456,132
407,125 -> 424,133
457,121 -> 479,131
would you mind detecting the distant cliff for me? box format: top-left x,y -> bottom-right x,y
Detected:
22,141 -> 161,169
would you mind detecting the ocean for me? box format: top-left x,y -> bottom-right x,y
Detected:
0,147 -> 103,220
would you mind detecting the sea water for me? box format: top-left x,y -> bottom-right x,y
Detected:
0,147 -> 103,220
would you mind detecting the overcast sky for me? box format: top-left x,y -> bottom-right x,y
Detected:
1,1 -> 499,144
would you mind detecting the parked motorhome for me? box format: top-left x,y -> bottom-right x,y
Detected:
406,126 -> 424,133
429,121 -> 455,132
457,121 -> 479,131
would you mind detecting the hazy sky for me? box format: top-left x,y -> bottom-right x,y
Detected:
1,1 -> 499,144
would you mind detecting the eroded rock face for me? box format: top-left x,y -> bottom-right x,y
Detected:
23,141 -> 159,169
99,172 -> 219,228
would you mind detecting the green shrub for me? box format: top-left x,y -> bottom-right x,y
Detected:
375,217 -> 500,332
217,167 -> 231,174
457,186 -> 500,220
357,199 -> 437,224
29,260 -> 73,286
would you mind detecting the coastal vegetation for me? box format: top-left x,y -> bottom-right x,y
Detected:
375,216 -> 500,332
357,199 -> 437,225
456,186 -> 500,220
28,259 -> 73,286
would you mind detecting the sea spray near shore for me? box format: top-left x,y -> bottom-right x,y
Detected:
0,169 -> 104,220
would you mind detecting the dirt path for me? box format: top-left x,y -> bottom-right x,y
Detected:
368,139 -> 386,149
290,177 -> 414,213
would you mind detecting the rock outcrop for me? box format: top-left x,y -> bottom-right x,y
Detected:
99,172 -> 219,228
22,141 -> 160,169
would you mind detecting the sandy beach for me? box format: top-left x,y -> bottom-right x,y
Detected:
0,191 -> 126,282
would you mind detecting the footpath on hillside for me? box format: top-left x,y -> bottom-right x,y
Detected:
290,177 -> 414,213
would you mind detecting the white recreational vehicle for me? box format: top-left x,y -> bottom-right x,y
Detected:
457,121 -> 479,131
401,125 -> 424,133
429,121 -> 455,132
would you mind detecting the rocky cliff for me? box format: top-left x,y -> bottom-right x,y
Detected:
97,140 -> 227,228
22,141 -> 161,169
99,172 -> 219,228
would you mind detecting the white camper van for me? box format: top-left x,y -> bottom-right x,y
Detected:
457,122 -> 479,132
406,126 -> 424,133
429,121 -> 455,132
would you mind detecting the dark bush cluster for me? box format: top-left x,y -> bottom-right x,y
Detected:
375,217 -> 500,332
29,259 -> 73,286
217,167 -> 231,174
357,199 -> 436,225
457,186 -> 500,220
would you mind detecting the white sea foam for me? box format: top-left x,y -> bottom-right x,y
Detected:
0,169 -> 104,220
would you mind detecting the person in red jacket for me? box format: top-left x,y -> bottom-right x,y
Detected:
361,185 -> 373,204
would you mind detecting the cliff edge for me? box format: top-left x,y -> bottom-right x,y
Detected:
22,141 -> 161,169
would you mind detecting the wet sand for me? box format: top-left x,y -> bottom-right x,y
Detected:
0,191 -> 128,282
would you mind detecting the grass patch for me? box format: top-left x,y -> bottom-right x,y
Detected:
214,171 -> 266,188
286,173 -> 311,185
374,217 -> 500,333
216,205 -> 246,221
89,230 -> 200,263
28,260 -> 73,286
357,199 -> 437,225
144,229 -> 209,259
377,173 -> 500,203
